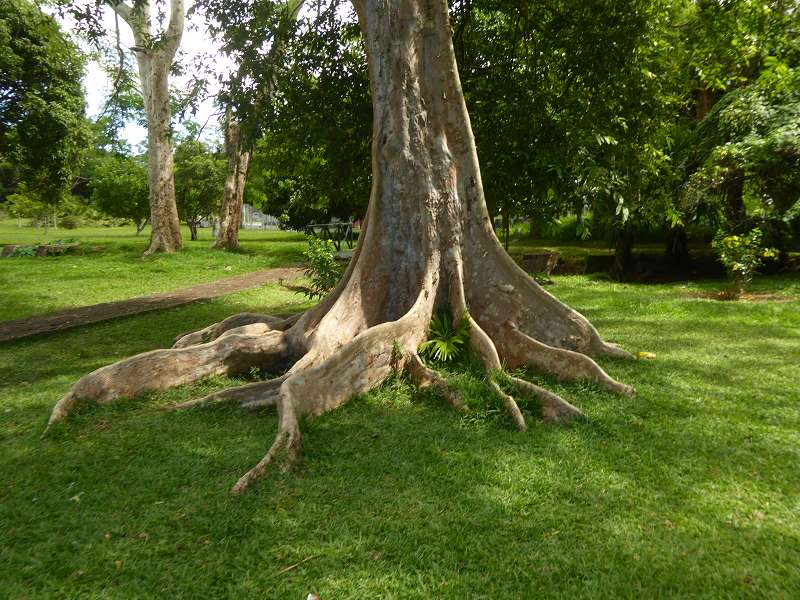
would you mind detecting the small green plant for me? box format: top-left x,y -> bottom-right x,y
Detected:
712,228 -> 777,298
10,245 -> 37,257
418,311 -> 471,362
302,235 -> 344,299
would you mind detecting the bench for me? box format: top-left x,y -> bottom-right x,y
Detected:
304,221 -> 355,252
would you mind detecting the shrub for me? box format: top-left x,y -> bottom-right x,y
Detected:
712,228 -> 777,298
60,215 -> 81,229
10,245 -> 37,257
302,236 -> 344,299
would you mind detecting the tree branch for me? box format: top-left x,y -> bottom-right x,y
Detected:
111,0 -> 133,25
164,0 -> 185,54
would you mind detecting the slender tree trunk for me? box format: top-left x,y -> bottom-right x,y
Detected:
612,224 -> 635,280
138,52 -> 182,253
115,0 -> 184,254
214,117 -> 250,250
213,0 -> 304,250
696,85 -> 714,121
51,0 -> 634,494
724,170 -> 746,229
502,204 -> 510,250
665,225 -> 689,267
188,221 -> 198,241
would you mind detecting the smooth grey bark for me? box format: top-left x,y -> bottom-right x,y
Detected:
113,0 -> 184,254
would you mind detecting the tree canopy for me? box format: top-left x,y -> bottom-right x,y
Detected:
0,0 -> 89,207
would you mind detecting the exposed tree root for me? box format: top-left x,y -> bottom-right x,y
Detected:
166,375 -> 289,411
230,404 -> 301,495
173,312 -> 298,348
508,376 -> 584,424
405,353 -> 466,412
488,379 -> 528,432
48,331 -> 289,428
500,323 -> 635,396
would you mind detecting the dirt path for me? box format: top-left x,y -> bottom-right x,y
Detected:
0,267 -> 304,343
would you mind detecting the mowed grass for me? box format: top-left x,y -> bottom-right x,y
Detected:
1,274 -> 799,598
0,221 -> 306,321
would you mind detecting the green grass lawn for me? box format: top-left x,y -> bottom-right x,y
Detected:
0,221 -> 306,321
1,274 -> 798,598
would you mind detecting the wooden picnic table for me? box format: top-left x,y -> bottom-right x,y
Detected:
304,221 -> 355,251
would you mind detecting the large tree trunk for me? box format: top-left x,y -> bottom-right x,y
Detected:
49,0 -> 634,494
214,117 -> 250,250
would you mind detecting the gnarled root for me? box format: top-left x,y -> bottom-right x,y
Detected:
500,323 -> 635,396
508,376 -> 584,424
173,312 -> 298,348
166,375 -> 289,411
227,299 -> 429,494
230,396 -> 301,495
405,353 -> 466,412
47,331 -> 290,428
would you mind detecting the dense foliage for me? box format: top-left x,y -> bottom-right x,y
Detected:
90,155 -> 150,232
2,0 -> 797,272
712,228 -> 778,297
173,139 -> 226,240
0,0 -> 89,208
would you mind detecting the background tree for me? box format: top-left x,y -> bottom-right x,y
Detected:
677,0 -> 799,254
197,0 -> 305,250
173,138 -> 225,240
0,0 -> 90,224
240,0 -> 371,228
112,0 -> 185,253
90,154 -> 150,233
57,0 -> 187,253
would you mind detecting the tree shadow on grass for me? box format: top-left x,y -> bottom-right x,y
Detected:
2,279 -> 799,597
4,380 -> 799,598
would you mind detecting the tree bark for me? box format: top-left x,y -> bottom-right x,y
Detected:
665,225 -> 689,267
115,0 -> 184,254
502,203 -> 510,250
214,116 -> 250,250
723,169 -> 746,229
50,0 -> 634,494
612,223 -> 635,280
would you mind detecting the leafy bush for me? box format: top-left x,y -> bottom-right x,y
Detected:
60,215 -> 81,229
10,245 -> 37,257
302,236 -> 344,299
418,311 -> 471,362
712,228 -> 777,297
